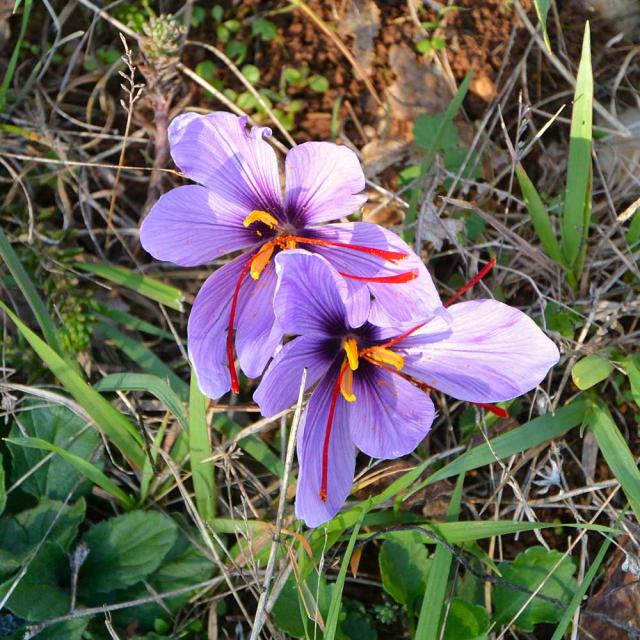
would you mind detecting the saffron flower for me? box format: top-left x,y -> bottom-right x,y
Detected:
140,112 -> 440,399
254,251 -> 560,527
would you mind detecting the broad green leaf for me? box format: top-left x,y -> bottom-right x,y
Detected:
533,0 -> 551,51
6,436 -> 134,509
95,372 -> 188,431
79,510 -> 178,594
8,404 -> 101,500
189,373 -> 216,522
0,541 -> 69,622
416,475 -> 464,640
35,618 -> 89,640
493,546 -> 577,632
516,163 -> 563,265
0,225 -> 63,355
414,112 -> 458,151
561,23 -> 593,274
100,323 -> 188,400
589,400 -> 640,519
443,599 -> 490,640
571,354 -> 614,389
379,539 -> 430,613
0,302 -> 145,469
75,262 -> 184,311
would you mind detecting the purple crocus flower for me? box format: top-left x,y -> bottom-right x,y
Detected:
254,251 -> 560,527
140,112 -> 440,399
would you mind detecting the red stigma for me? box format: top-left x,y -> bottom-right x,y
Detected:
339,270 -> 418,284
283,236 -> 409,263
444,258 -> 496,307
320,362 -> 348,502
227,256 -> 254,394
473,402 -> 508,418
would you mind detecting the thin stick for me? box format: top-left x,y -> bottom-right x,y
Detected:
249,368 -> 308,640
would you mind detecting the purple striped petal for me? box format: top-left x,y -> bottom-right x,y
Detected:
253,335 -> 335,417
284,142 -> 367,226
295,369 -> 356,527
350,363 -> 435,458
308,222 -> 443,325
401,299 -> 560,403
140,185 -> 257,266
169,112 -> 283,214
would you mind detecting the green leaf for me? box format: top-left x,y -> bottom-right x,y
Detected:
95,373 -> 188,431
415,475 -> 464,640
94,302 -> 178,341
195,59 -> 217,82
493,547 -> 577,632
252,17 -> 278,41
0,225 -> 63,356
0,0 -> 33,111
0,542 -> 69,622
0,453 -> 6,516
0,302 -> 146,469
626,208 -> 640,245
516,163 -> 563,265
189,373 -> 216,522
8,404 -> 101,500
75,262 -> 184,311
6,436 -> 134,508
79,510 -> 179,594
35,618 -> 89,640
571,354 -> 614,389
561,22 -> 593,275
414,112 -> 458,151
241,64 -> 260,84
588,400 -> 640,519
443,599 -> 490,640
379,539 -> 430,613
625,356 -> 640,407
533,0 -> 551,51
309,74 -> 329,93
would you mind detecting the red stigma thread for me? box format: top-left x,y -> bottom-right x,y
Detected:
282,236 -> 409,263
320,362 -> 348,502
339,270 -> 418,284
444,258 -> 496,307
473,402 -> 508,418
227,255 -> 254,394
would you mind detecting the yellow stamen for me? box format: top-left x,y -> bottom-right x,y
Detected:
367,347 -> 404,371
243,210 -> 279,229
250,243 -> 275,280
340,366 -> 356,402
343,338 -> 359,371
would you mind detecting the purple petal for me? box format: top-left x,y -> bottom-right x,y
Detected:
295,369 -> 356,527
308,222 -> 443,325
188,254 -> 247,399
401,299 -> 560,403
273,250 -> 352,337
140,185 -> 257,266
253,335 -> 335,417
350,363 -> 435,458
234,260 -> 283,379
169,112 -> 283,214
284,142 -> 367,226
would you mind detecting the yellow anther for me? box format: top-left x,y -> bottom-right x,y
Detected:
340,366 -> 356,402
343,338 -> 359,371
250,243 -> 275,280
367,347 -> 404,371
243,210 -> 279,229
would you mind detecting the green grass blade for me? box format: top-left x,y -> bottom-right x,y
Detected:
561,22 -> 593,272
76,262 -> 185,311
403,70 -> 473,243
588,400 -> 640,519
0,226 -> 63,355
0,0 -> 32,111
324,500 -> 371,640
424,400 -> 586,488
516,163 -> 563,265
533,0 -> 551,51
415,474 -> 464,640
0,302 -> 146,469
100,323 -> 189,400
94,302 -> 179,341
189,373 -> 216,522
6,436 -> 135,508
95,372 -> 188,431
550,534 -> 613,640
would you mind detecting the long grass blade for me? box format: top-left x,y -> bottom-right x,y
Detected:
0,302 -> 146,469
0,0 -> 33,111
